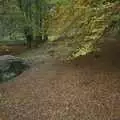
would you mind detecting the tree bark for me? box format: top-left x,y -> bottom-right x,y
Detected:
24,26 -> 33,48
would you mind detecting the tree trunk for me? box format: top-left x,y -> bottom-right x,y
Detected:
24,26 -> 33,48
43,33 -> 48,41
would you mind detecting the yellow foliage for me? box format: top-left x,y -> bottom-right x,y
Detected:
49,0 -> 119,59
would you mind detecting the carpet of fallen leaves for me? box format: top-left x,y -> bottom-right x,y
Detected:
0,40 -> 120,120
0,44 -> 27,56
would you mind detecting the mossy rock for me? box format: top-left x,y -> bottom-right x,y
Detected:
0,55 -> 30,83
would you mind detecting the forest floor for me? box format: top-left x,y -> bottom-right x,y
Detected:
0,39 -> 120,120
0,44 -> 27,56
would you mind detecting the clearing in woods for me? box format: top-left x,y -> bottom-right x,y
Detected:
0,40 -> 120,120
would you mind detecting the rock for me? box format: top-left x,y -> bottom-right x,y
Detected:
0,55 -> 30,82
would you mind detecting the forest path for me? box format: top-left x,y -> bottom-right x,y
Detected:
0,40 -> 120,120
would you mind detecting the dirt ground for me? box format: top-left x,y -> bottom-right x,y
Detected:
0,45 -> 27,55
0,40 -> 120,120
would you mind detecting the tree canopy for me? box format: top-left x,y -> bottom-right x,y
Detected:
0,0 -> 120,58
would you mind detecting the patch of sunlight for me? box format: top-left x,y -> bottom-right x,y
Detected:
48,35 -> 59,42
73,42 -> 94,58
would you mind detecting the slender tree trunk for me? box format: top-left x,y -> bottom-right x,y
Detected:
35,15 -> 43,47
24,26 -> 33,48
39,16 -> 43,41
43,33 -> 48,41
